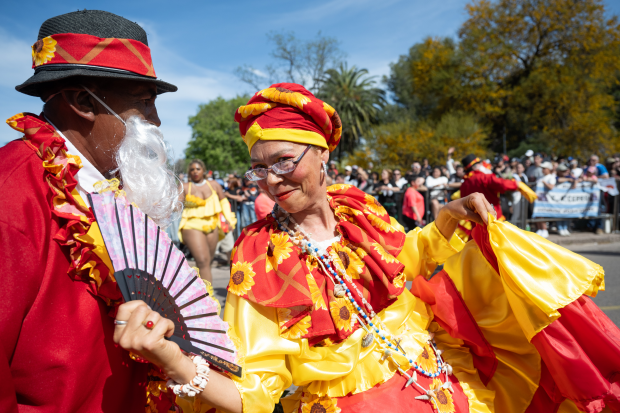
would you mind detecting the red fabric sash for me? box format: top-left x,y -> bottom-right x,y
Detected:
471,222 -> 620,412
410,272 -> 498,385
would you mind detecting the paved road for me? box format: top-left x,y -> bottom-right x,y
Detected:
209,242 -> 620,326
568,242 -> 620,326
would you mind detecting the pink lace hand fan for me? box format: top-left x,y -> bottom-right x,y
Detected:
88,191 -> 242,377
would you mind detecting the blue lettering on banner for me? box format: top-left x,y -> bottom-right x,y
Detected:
532,182 -> 601,218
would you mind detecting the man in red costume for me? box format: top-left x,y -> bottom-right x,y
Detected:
0,10 -> 180,412
460,154 -> 537,220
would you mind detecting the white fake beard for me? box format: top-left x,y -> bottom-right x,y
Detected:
115,116 -> 183,228
473,163 -> 493,175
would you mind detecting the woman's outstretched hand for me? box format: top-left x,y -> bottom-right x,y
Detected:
113,301 -> 195,384
435,193 -> 496,240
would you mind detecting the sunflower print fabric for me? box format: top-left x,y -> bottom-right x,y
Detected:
416,344 -> 440,375
228,184 -> 407,345
329,297 -> 355,333
301,393 -> 341,413
259,87 -> 311,110
430,378 -> 456,413
228,261 -> 256,296
265,231 -> 293,272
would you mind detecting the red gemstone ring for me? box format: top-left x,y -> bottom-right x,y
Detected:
143,320 -> 155,330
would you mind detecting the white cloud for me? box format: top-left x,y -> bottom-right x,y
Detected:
0,27 -> 35,88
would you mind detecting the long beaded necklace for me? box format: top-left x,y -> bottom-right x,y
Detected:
270,204 -> 454,409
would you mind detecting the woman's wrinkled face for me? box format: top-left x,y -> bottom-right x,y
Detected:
250,140 -> 328,214
189,163 -> 205,182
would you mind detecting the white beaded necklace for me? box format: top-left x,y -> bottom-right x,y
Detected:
271,203 -> 454,407
193,179 -> 207,187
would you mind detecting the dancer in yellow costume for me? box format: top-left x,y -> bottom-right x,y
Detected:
179,159 -> 236,282
113,84 -> 620,413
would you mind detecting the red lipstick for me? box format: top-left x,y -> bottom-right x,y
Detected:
274,189 -> 296,201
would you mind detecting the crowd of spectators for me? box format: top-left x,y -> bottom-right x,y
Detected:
178,151 -> 620,237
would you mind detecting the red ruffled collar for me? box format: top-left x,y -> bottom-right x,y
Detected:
7,112 -> 121,306
229,184 -> 406,345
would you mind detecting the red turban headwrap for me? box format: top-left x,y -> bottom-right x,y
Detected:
234,83 -> 342,153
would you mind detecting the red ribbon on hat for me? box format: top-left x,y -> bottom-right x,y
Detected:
31,33 -> 156,78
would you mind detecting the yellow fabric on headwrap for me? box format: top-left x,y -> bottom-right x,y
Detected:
242,122 -> 329,154
235,83 -> 342,154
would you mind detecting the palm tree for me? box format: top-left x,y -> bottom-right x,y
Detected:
318,63 -> 386,159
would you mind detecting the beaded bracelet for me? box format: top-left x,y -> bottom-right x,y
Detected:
166,355 -> 210,398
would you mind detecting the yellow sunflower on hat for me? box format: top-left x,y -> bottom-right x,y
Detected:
429,378 -> 455,413
416,344 -> 439,374
32,36 -> 57,66
366,212 -> 396,233
228,261 -> 256,296
278,308 -> 311,340
259,87 -> 310,110
372,242 -> 397,264
306,272 -> 327,311
330,297 -> 355,333
237,102 -> 277,118
266,232 -> 293,272
329,243 -> 364,280
364,194 -> 387,216
301,393 -> 341,413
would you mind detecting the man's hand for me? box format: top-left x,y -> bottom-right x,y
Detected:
114,301 -> 195,384
447,147 -> 455,156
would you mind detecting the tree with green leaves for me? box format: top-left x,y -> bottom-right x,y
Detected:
318,63 -> 386,158
384,0 -> 620,158
185,95 -> 251,174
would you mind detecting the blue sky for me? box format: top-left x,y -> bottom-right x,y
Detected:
1,0 -> 619,157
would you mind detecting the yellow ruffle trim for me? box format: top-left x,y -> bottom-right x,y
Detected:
486,214 -> 606,340
295,290 -> 433,398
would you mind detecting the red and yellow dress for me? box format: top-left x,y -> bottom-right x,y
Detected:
179,184 -> 619,413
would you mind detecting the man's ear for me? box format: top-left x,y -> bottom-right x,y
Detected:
61,89 -> 97,122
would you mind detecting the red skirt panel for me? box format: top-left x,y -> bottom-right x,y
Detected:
470,223 -> 620,413
332,368 -> 470,413
529,296 -> 620,413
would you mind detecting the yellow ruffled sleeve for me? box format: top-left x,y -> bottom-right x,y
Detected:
397,222 -> 464,280
486,215 -> 605,340
179,293 -> 294,413
224,294 -> 294,413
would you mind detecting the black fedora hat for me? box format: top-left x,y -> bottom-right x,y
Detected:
461,154 -> 481,173
16,10 -> 177,97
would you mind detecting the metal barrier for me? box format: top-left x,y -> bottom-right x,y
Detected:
509,183 -> 619,234
231,181 -> 620,236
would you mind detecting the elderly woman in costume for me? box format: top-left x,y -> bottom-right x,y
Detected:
114,84 -> 620,413
179,159 -> 236,282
